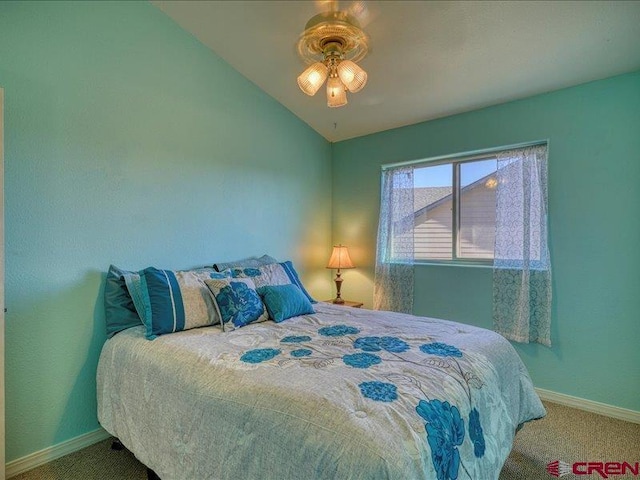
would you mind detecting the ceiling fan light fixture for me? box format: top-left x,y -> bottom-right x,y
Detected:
297,62 -> 329,96
337,60 -> 367,93
327,75 -> 347,108
296,9 -> 369,108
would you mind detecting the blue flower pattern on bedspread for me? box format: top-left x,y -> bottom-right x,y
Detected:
354,336 -> 410,353
291,348 -> 312,358
416,399 -> 465,480
281,335 -> 312,343
318,324 -> 360,336
420,342 -> 463,358
342,352 -> 382,369
359,381 -> 398,402
236,321 -> 492,478
240,348 -> 281,364
468,408 -> 486,458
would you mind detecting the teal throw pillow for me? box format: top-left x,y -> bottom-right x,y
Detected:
104,265 -> 143,338
258,284 -> 315,323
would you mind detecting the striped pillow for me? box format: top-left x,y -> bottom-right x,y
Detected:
279,261 -> 316,304
132,267 -> 226,340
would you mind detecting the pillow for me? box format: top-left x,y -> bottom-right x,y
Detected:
208,268 -> 233,280
132,267 -> 222,340
230,262 -> 291,288
232,261 -> 316,304
104,265 -> 143,338
204,277 -> 268,331
257,284 -> 315,323
213,254 -> 278,272
279,260 -> 316,304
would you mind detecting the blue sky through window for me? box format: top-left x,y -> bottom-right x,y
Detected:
461,159 -> 497,187
414,164 -> 451,188
414,158 -> 497,188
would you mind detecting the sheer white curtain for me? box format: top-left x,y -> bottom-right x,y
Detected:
373,167 -> 415,313
493,144 -> 552,346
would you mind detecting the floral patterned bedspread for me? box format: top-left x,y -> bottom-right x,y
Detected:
97,303 -> 545,480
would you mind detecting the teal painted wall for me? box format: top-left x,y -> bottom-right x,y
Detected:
332,71 -> 640,412
0,1 -> 332,462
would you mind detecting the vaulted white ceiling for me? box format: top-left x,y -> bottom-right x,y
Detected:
152,1 -> 640,142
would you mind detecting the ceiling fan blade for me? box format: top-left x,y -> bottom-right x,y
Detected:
347,1 -> 374,28
313,0 -> 339,14
313,1 -> 376,28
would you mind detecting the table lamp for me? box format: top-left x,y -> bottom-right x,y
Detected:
326,244 -> 355,304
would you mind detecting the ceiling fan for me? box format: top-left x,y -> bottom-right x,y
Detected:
296,1 -> 374,108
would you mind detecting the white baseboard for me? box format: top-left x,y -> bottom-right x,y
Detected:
536,388 -> 640,424
6,427 -> 111,478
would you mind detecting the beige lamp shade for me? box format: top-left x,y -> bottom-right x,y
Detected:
337,60 -> 368,93
326,245 -> 355,269
326,76 -> 348,108
297,62 -> 329,96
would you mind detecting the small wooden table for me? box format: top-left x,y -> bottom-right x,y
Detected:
323,300 -> 364,308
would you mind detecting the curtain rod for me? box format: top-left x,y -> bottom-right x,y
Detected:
381,139 -> 549,171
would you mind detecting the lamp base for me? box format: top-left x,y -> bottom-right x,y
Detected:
333,271 -> 345,305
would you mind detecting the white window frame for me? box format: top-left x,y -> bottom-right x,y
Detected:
382,141 -> 547,267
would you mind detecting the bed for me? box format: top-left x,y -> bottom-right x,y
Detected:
97,301 -> 545,480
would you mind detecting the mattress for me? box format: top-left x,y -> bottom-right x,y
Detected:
97,302 -> 545,480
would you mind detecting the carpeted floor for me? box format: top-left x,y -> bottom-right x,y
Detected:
10,401 -> 640,479
501,402 -> 640,479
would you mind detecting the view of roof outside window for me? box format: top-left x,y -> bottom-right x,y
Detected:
411,158 -> 497,261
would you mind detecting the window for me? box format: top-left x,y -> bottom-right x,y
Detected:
377,144 -> 551,344
411,155 -> 498,263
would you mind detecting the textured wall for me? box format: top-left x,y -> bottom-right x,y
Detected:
332,71 -> 640,412
0,1 -> 331,461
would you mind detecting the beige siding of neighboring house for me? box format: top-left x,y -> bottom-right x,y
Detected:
459,183 -> 496,258
415,201 -> 453,260
414,181 -> 496,260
